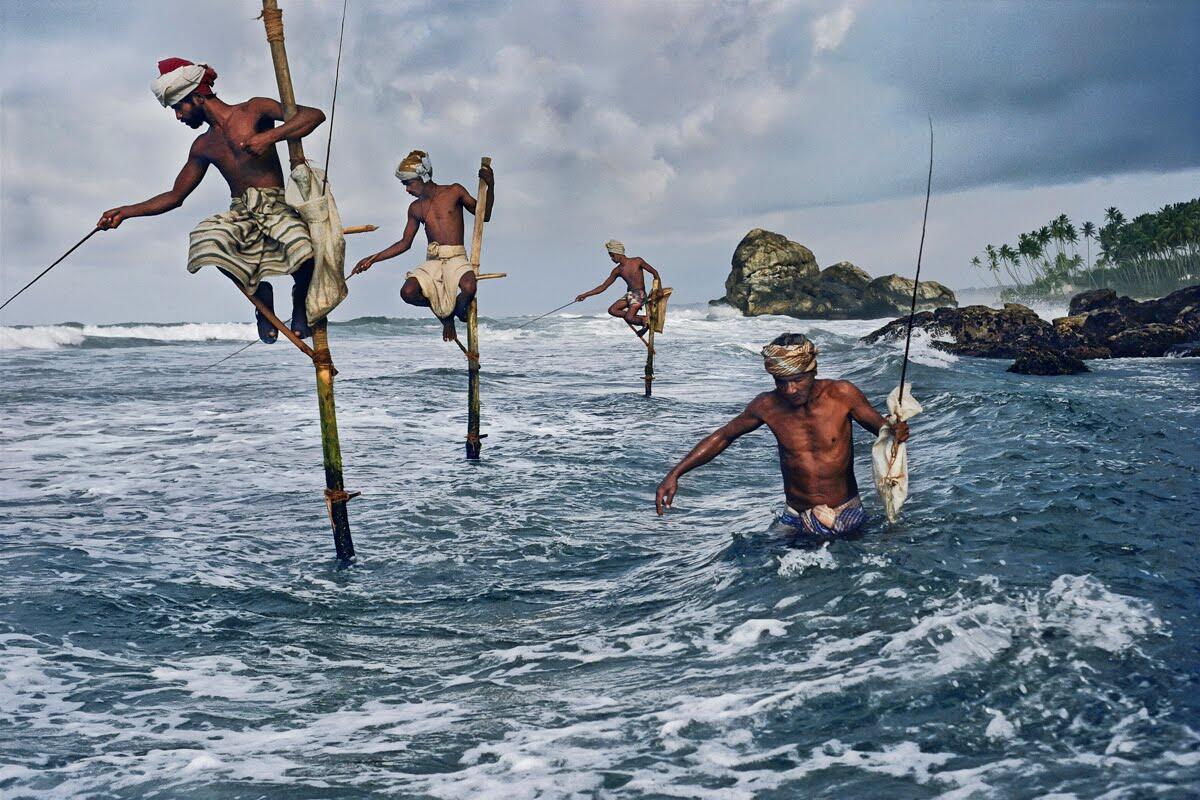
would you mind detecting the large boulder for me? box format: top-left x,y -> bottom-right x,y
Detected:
723,229 -> 818,316
813,261 -> 872,318
862,303 -> 1060,358
861,275 -> 958,317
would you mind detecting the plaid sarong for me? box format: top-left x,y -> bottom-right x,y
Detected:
780,495 -> 868,538
187,187 -> 313,290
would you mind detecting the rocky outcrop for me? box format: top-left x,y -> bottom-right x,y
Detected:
862,284 -> 1200,374
718,229 -> 957,318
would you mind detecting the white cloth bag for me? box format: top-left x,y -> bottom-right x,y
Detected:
871,383 -> 923,522
285,164 -> 347,323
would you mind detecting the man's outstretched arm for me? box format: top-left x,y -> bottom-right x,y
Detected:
656,406 -> 764,515
98,141 -> 209,229
576,268 -> 620,302
843,382 -> 909,441
353,207 -> 420,274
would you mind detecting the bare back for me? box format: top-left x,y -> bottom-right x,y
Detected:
193,98 -> 287,196
410,183 -> 473,246
749,381 -> 861,509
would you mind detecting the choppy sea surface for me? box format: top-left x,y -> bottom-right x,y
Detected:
2,304 -> 1198,798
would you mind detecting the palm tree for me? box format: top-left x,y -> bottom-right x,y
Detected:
998,244 -> 1020,288
1081,221 -> 1097,287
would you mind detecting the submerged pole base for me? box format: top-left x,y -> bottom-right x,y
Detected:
331,502 -> 354,561
324,488 -> 358,562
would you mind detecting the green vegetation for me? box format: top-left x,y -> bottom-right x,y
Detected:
971,198 -> 1200,300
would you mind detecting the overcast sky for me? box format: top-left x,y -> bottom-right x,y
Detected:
1,0 -> 1197,324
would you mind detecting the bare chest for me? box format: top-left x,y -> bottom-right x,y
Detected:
763,401 -> 851,457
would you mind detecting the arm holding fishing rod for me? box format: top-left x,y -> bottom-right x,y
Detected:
97,143 -> 209,229
575,268 -> 620,303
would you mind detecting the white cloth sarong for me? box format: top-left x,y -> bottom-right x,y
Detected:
407,243 -> 473,319
872,383 -> 923,522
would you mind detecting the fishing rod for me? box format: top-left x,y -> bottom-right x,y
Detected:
0,227 -> 100,313
897,117 -> 934,395
318,0 -> 349,196
516,299 -> 578,329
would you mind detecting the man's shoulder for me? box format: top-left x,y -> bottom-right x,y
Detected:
817,378 -> 864,403
746,390 -> 778,415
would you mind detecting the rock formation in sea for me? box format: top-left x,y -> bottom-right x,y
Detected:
715,228 -> 957,319
862,285 -> 1200,374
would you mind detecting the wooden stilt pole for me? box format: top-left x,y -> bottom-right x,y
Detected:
465,157 -> 492,460
260,0 -> 354,561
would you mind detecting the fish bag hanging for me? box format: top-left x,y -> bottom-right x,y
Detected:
871,383 -> 923,522
285,163 -> 347,323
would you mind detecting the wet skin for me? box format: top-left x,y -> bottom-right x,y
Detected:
575,254 -> 661,331
96,94 -> 326,339
655,374 -> 910,515
352,167 -> 495,341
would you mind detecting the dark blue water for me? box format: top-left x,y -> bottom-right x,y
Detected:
2,306 -> 1198,798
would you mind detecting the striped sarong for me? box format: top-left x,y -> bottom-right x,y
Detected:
187,187 -> 313,290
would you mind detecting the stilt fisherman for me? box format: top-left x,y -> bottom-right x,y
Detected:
352,150 -> 496,342
575,240 -> 662,336
97,58 -> 327,344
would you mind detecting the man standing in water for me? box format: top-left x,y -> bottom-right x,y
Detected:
655,333 -> 910,537
97,59 -> 327,343
575,240 -> 662,335
351,150 -> 496,342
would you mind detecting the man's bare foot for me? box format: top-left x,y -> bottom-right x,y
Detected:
442,317 -> 457,341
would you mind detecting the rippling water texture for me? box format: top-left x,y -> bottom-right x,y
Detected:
2,306 -> 1198,798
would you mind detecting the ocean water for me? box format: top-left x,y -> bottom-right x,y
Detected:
1,305 -> 1198,798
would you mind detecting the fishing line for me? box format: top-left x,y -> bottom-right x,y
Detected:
318,0 -> 349,195
897,117 -> 934,394
516,299 -> 578,329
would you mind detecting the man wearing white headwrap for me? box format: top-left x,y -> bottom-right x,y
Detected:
656,333 -> 910,539
98,58 -> 328,345
574,240 -> 661,334
353,150 -> 496,342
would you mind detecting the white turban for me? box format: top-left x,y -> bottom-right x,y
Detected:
152,63 -> 211,108
605,240 -> 625,255
762,336 -> 818,377
395,150 -> 433,182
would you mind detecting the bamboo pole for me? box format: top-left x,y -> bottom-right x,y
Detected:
465,156 -> 492,460
644,278 -> 661,397
260,0 -> 354,561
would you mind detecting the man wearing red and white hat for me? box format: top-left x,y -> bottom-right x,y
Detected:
97,59 -> 327,343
